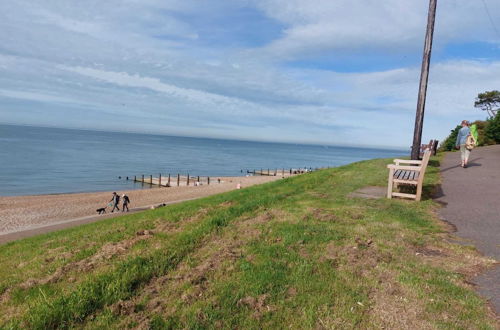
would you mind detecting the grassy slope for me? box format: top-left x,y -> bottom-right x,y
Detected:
0,157 -> 496,329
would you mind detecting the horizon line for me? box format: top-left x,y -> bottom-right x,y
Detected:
0,121 -> 409,151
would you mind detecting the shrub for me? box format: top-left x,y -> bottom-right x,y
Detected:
470,120 -> 495,146
439,125 -> 460,151
485,112 -> 500,144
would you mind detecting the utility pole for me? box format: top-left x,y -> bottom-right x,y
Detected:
411,0 -> 437,160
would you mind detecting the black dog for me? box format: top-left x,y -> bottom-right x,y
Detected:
96,207 -> 106,214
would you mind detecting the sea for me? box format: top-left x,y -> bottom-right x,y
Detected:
0,124 -> 407,196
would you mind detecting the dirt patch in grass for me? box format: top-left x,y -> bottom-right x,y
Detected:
412,238 -> 496,280
321,238 -> 392,276
369,270 -> 433,329
103,210 -> 280,327
304,208 -> 338,222
237,294 -> 274,319
415,246 -> 445,257
154,208 -> 210,234
16,230 -> 154,291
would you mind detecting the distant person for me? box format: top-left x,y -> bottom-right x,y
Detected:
455,120 -> 472,168
110,192 -> 120,212
122,194 -> 130,212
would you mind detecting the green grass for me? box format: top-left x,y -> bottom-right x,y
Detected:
0,155 -> 496,329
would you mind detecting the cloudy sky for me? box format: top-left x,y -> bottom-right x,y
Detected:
1,0 -> 499,148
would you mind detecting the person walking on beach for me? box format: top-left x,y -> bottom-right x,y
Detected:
455,120 -> 472,168
110,192 -> 120,212
122,194 -> 130,212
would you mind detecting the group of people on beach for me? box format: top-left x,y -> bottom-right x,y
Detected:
455,120 -> 477,168
109,192 -> 131,212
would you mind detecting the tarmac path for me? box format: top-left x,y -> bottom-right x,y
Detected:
435,145 -> 500,315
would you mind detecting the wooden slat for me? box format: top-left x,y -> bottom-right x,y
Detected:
394,159 -> 422,165
391,192 -> 417,199
393,179 -> 418,184
387,164 -> 422,171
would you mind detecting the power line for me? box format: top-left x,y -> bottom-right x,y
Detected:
480,0 -> 500,40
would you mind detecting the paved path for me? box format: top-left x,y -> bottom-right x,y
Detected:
435,145 -> 500,315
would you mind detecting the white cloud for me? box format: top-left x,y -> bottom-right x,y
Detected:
1,0 -> 500,147
251,0 -> 500,59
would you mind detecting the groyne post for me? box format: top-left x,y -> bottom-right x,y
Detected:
177,174 -> 180,186
150,175 -> 153,185
187,174 -> 190,186
208,176 -> 210,185
168,174 -> 171,187
159,173 -> 162,187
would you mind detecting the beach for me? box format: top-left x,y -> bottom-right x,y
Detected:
0,175 -> 281,236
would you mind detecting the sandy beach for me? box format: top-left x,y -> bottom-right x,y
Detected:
0,175 -> 283,236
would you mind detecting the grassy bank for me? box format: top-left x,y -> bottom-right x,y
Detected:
0,157 -> 496,329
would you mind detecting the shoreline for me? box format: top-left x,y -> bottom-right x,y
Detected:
0,175 -> 285,237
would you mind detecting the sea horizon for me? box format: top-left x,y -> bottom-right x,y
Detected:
0,122 -> 408,151
1,123 -> 407,197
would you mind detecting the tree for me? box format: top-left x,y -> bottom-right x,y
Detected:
439,125 -> 461,151
485,112 -> 500,144
471,120 -> 495,146
474,90 -> 500,118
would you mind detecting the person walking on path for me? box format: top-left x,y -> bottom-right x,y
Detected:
110,192 -> 120,213
435,144 -> 500,314
455,120 -> 472,168
122,194 -> 130,212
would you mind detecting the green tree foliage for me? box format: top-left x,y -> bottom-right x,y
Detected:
485,112 -> 500,144
474,90 -> 500,118
439,125 -> 461,151
471,120 -> 495,146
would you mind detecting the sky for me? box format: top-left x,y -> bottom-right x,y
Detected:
0,0 -> 499,148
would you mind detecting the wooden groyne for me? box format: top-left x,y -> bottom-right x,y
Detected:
248,168 -> 315,176
131,174 -> 213,187
128,167 -> 318,187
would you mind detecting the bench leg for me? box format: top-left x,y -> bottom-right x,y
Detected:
387,169 -> 394,199
415,183 -> 423,202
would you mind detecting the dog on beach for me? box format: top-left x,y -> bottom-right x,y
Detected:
96,207 -> 107,214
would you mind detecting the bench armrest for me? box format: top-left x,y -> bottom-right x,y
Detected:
387,164 -> 422,171
393,159 -> 422,165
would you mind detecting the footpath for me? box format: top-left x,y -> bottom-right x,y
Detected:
435,145 -> 500,315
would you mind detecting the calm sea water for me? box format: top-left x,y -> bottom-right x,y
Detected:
0,124 -> 406,196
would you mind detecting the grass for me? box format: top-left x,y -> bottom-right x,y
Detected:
0,156 -> 497,329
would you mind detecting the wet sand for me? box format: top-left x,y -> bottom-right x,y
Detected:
0,175 -> 283,236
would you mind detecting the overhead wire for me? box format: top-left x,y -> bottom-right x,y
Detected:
480,0 -> 500,40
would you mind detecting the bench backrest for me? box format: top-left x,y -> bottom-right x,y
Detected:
417,149 -> 432,184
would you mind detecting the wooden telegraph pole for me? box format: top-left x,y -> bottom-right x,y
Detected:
411,0 -> 437,160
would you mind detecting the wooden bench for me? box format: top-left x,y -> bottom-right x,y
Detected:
387,149 -> 431,201
419,139 -> 438,158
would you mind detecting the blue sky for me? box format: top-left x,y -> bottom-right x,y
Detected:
1,0 -> 499,148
